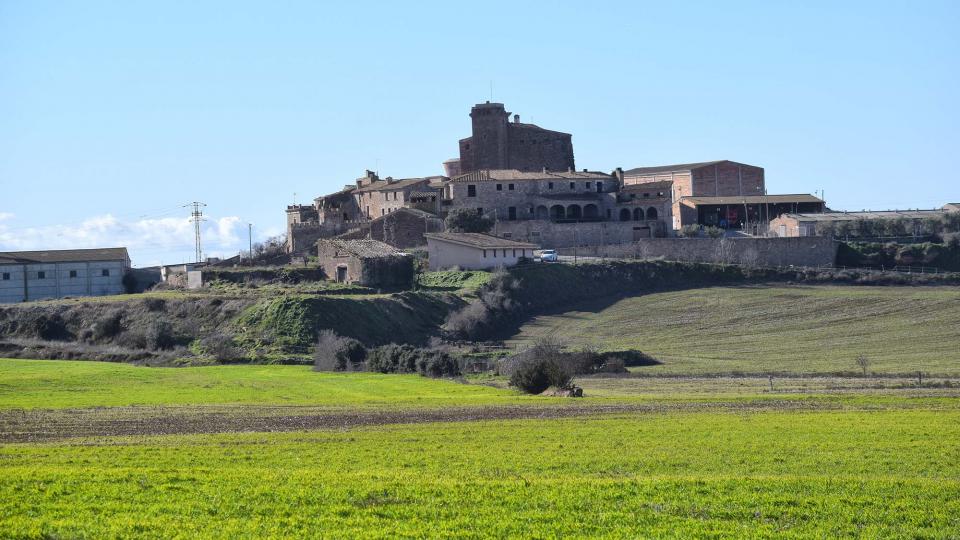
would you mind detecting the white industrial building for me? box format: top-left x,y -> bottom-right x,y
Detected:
424,233 -> 537,270
0,248 -> 131,303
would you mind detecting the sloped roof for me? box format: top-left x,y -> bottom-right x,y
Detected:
621,181 -> 674,192
317,238 -> 405,258
681,194 -> 823,206
354,177 -> 436,193
450,169 -> 612,183
780,209 -> 950,222
424,233 -> 538,249
944,203 -> 960,212
0,247 -> 130,265
624,160 -> 759,176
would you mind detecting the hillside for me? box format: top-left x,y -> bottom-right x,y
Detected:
510,284 -> 960,376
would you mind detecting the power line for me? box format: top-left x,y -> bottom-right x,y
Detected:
184,202 -> 207,263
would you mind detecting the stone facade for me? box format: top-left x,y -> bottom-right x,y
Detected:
493,220 -> 665,249
623,161 -> 766,230
457,102 -> 574,174
336,208 -> 444,248
316,239 -> 414,288
558,237 -> 838,268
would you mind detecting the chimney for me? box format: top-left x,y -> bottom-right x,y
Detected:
542,166 -> 548,174
613,167 -> 624,183
356,180 -> 364,189
513,114 -> 520,124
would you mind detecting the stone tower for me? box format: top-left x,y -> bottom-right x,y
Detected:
456,102 -> 574,175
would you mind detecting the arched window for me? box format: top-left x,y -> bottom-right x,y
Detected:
646,207 -> 658,220
619,209 -> 631,221
566,205 -> 582,219
550,205 -> 566,220
633,208 -> 644,221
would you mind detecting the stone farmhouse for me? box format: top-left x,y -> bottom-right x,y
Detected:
0,248 -> 130,303
316,239 -> 414,288
287,102 -> 827,252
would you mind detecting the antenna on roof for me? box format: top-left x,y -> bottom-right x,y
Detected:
489,80 -> 493,101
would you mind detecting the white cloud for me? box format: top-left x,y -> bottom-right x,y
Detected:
0,212 -> 14,221
0,213 -> 251,267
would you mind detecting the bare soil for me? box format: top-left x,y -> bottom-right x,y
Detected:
0,400 -> 842,443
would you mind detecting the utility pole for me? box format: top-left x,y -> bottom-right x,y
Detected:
248,223 -> 253,261
185,202 -> 206,263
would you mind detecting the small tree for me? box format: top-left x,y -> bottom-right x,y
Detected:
704,226 -> 724,239
678,224 -> 700,238
855,354 -> 871,376
445,209 -> 494,233
314,330 -> 367,371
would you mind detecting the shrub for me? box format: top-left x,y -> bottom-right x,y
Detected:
445,208 -> 494,233
201,331 -> 239,362
679,224 -> 700,238
443,269 -> 519,340
313,330 -> 367,371
90,311 -> 124,342
366,344 -> 460,377
145,320 -> 177,350
510,357 -> 571,394
704,226 -> 724,239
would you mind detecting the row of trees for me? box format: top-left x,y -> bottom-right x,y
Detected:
816,213 -> 960,240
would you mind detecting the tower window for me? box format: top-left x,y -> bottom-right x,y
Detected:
37,271 -> 46,279
548,182 -> 554,190
1,273 -> 9,280
496,184 -> 502,191
69,270 -> 78,278
467,185 -> 477,197
569,182 -> 575,190
508,184 -> 514,190
102,269 -> 110,277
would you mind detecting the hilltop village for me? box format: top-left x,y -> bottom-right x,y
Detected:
284,102 -> 957,280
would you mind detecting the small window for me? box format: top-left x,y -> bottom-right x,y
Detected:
393,192 -> 398,200
69,270 -> 78,278
508,184 -> 514,191
483,249 -> 487,258
37,271 -> 46,279
586,182 -> 592,190
569,182 -> 575,190
503,232 -> 513,238
102,269 -> 110,277
512,249 -> 517,257
467,185 -> 477,197
1,272 -> 9,280
643,193 -> 650,198
492,249 -> 496,258
502,249 -> 507,257
548,182 -> 554,190
496,184 -> 503,191
658,192 -> 665,197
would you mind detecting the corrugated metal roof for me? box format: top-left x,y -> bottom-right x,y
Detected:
681,194 -> 823,206
424,233 -> 538,249
780,210 -> 949,222
0,247 -> 130,265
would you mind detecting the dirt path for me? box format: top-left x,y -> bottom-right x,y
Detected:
0,400 -> 844,443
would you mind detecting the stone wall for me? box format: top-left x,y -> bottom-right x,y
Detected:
493,220 -> 666,249
556,237 -> 837,268
336,209 -> 444,249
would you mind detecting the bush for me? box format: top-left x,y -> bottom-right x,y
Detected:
443,270 -> 519,340
366,344 -> 460,377
201,331 -> 239,362
313,330 -> 366,371
145,320 -> 177,350
445,208 -> 494,233
704,226 -> 724,238
679,224 -> 700,238
510,357 -> 571,394
90,311 -> 124,342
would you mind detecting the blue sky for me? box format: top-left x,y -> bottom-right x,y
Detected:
1,1 -> 958,266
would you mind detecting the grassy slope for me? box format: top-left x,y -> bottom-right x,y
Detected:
1,407 -> 957,537
0,359 -> 521,409
510,284 -> 960,375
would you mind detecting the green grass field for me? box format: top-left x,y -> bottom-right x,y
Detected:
510,284 -> 960,376
2,404 -> 958,537
0,359 -> 524,410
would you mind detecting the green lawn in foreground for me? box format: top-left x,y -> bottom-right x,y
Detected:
0,359 -> 523,410
510,284 -> 960,376
1,406 -> 958,538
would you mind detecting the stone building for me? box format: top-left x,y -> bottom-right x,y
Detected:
316,239 -> 413,288
447,102 -> 575,175
335,207 -> 444,249
623,160 -> 823,231
424,233 -> 537,271
0,248 -> 130,303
